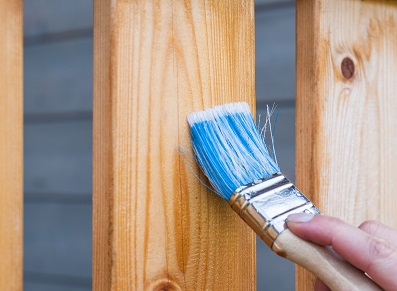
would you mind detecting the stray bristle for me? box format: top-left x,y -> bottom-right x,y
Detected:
188,102 -> 279,201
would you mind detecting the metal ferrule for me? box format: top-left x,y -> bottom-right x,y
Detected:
229,173 -> 320,248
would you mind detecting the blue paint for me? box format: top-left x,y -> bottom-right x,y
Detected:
188,102 -> 279,201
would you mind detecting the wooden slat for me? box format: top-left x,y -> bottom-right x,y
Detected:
296,1 -> 397,289
0,0 -> 23,290
93,1 -> 256,290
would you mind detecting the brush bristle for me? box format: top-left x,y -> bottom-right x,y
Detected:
187,102 -> 279,201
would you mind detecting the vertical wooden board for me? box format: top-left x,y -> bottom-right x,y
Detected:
174,2 -> 255,290
296,0 -> 397,289
93,1 -> 256,290
0,0 -> 23,290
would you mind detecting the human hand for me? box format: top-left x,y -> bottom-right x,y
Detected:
286,213 -> 397,291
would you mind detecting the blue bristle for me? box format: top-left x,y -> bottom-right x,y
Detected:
187,102 -> 280,201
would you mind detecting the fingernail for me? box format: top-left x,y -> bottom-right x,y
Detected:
287,213 -> 315,223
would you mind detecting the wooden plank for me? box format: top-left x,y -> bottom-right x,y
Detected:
93,1 -> 256,290
296,1 -> 397,289
24,203 -> 91,278
24,38 -> 92,114
24,0 -> 92,38
0,0 -> 23,290
24,121 -> 92,195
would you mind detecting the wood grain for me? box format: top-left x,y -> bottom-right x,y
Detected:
0,0 -> 23,290
296,0 -> 397,290
93,1 -> 256,290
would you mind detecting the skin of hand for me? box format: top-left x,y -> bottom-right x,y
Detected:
286,213 -> 397,291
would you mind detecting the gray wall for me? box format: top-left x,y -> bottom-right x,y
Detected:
23,1 -> 295,290
255,1 -> 295,290
24,1 -> 93,290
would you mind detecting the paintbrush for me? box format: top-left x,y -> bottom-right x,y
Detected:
187,102 -> 380,291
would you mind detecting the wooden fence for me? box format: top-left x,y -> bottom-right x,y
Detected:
1,0 -> 396,290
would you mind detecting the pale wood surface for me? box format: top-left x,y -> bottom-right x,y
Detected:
296,0 -> 397,289
23,1 -> 296,288
93,1 -> 256,290
0,0 -> 23,290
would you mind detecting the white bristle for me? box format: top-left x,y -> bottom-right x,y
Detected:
187,102 -> 250,126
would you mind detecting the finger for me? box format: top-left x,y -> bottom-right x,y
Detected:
314,279 -> 331,291
359,220 -> 397,249
287,214 -> 397,290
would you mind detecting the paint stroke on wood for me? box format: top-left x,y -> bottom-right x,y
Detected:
0,0 -> 23,290
93,1 -> 256,290
296,0 -> 397,289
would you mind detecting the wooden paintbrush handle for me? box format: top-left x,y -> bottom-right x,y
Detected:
271,229 -> 382,291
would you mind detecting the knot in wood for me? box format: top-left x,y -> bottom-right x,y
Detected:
341,57 -> 355,79
150,280 -> 181,291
